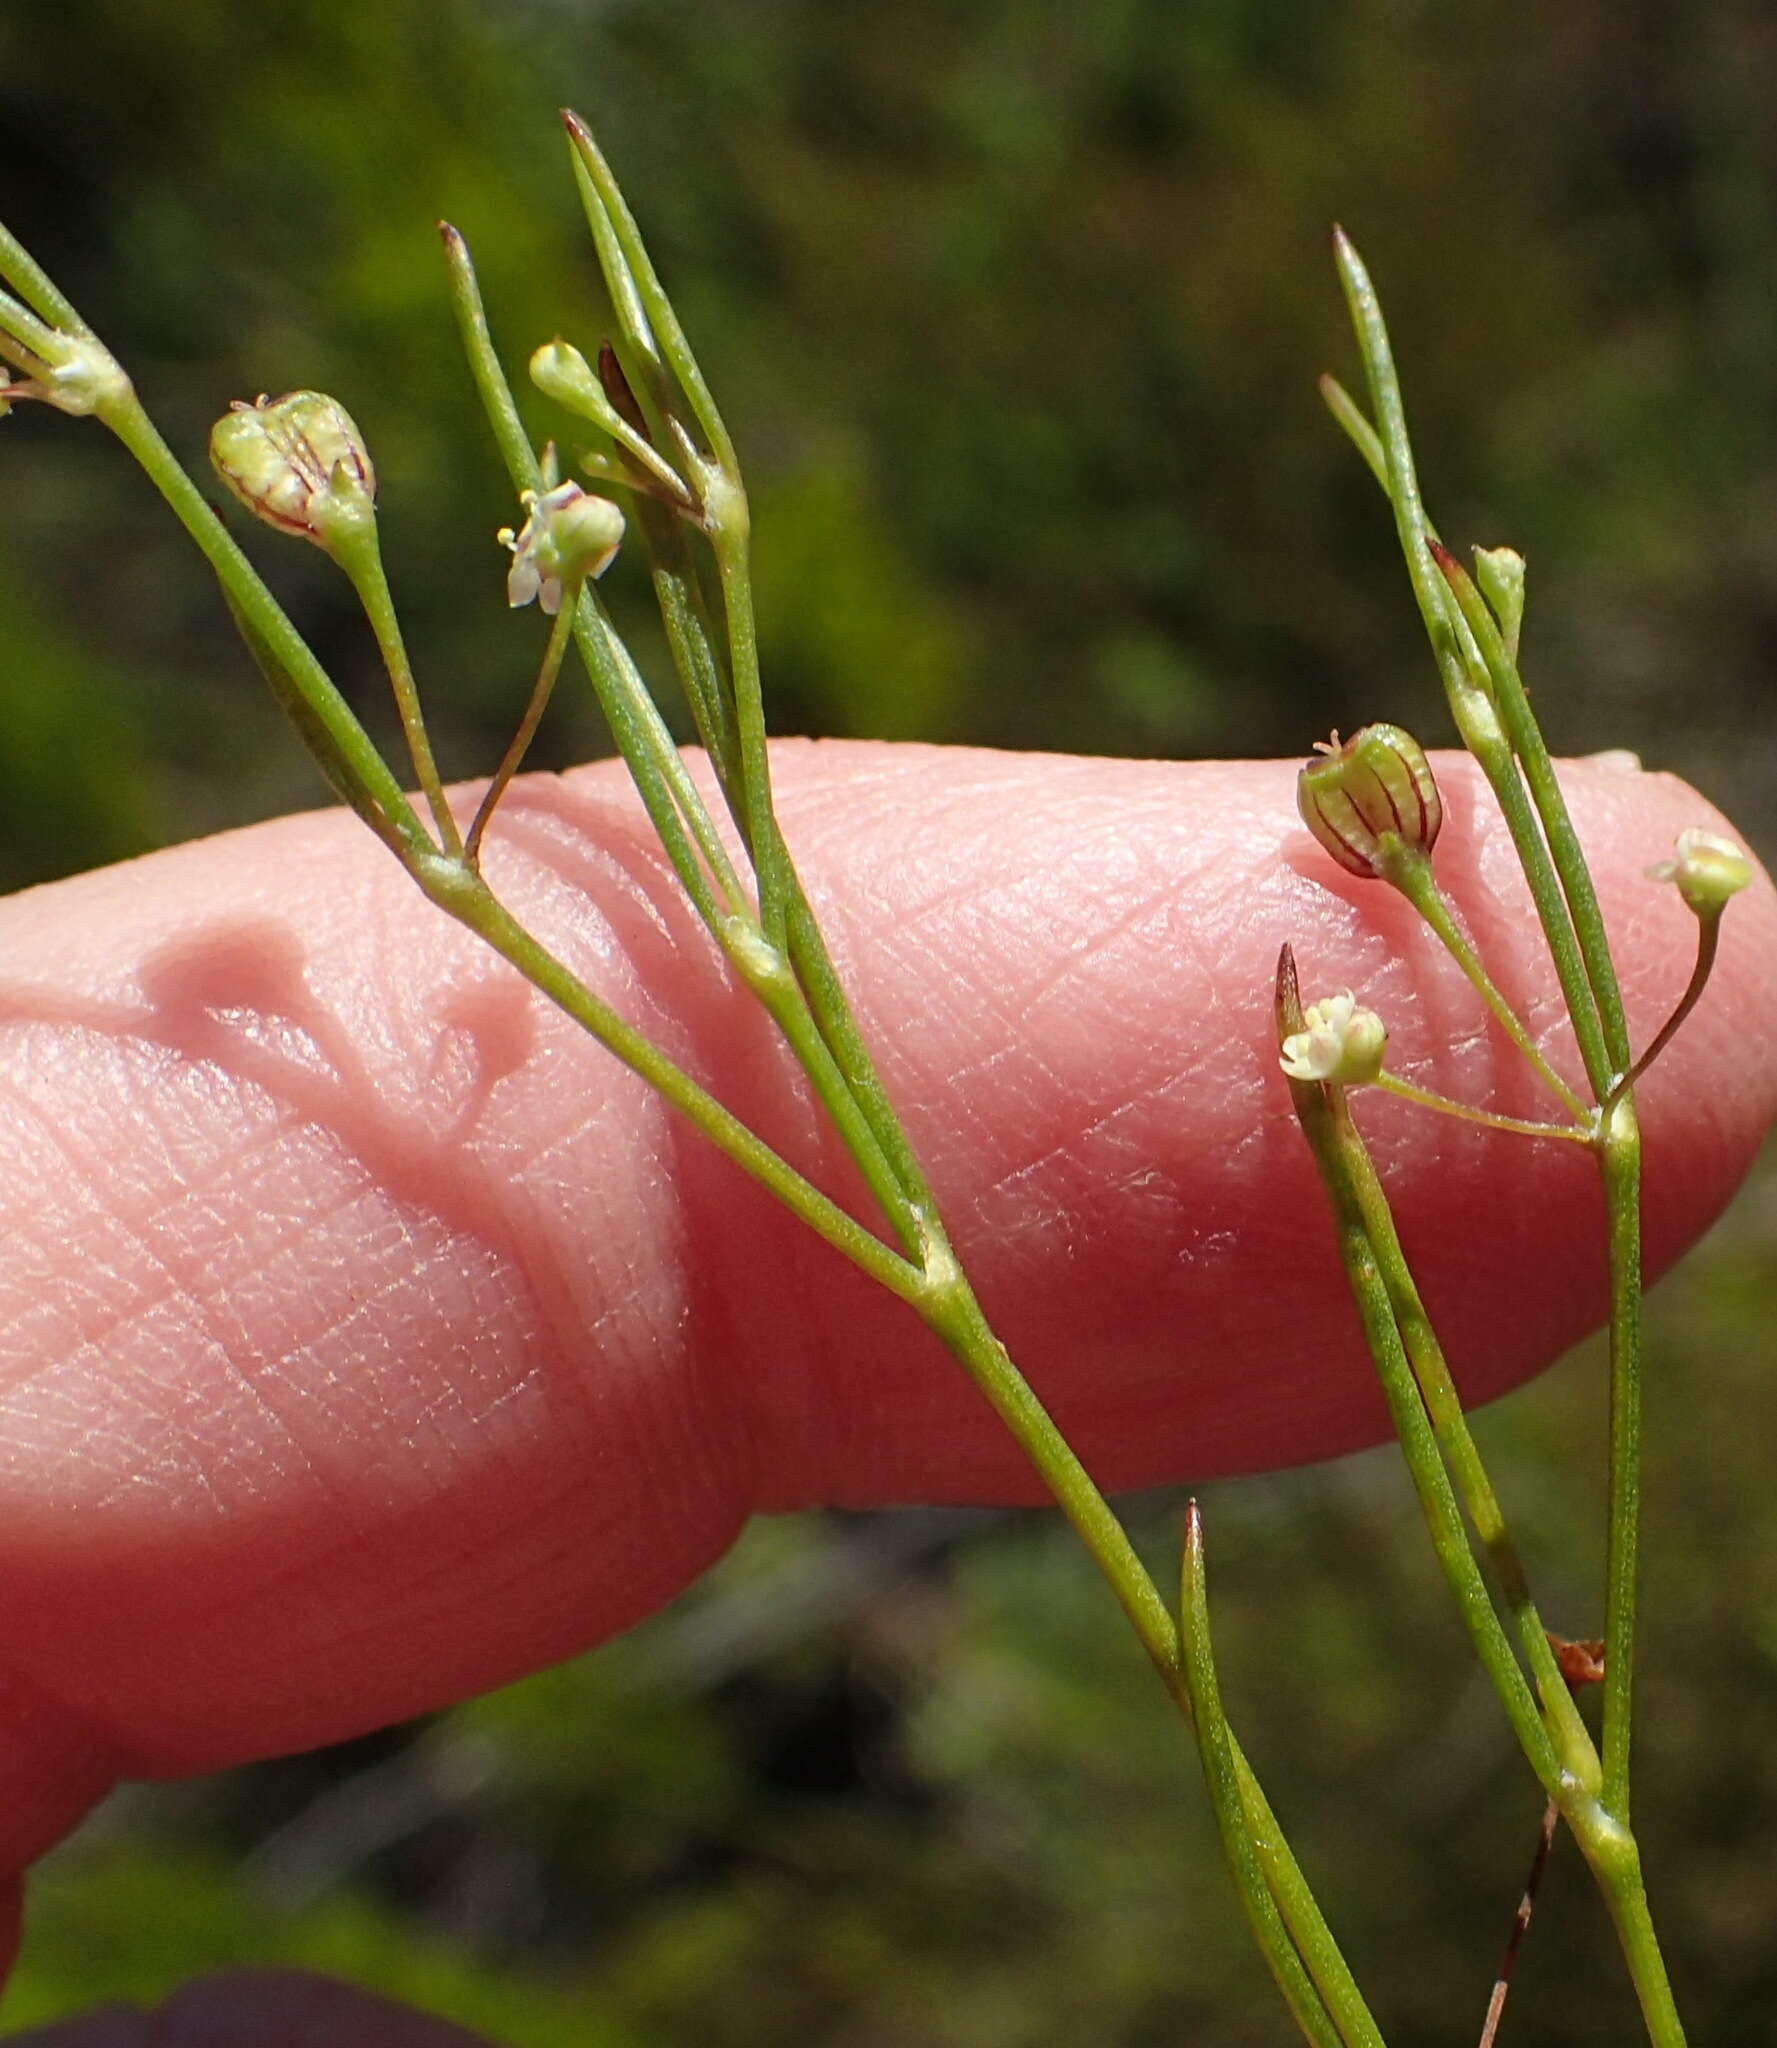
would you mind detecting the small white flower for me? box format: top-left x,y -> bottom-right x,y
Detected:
1279,990 -> 1388,1086
1646,829 -> 1752,916
499,480 -> 625,613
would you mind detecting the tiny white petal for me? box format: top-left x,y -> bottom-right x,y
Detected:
1279,990 -> 1387,1087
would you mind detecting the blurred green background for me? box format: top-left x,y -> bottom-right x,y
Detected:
4,1 -> 1777,2040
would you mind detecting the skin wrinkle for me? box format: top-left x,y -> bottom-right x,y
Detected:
0,1122 -> 280,1507
979,1063 -> 1206,1232
17,1086 -> 508,1518
998,884 -> 1189,1039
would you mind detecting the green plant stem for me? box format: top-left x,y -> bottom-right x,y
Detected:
1328,1094 -> 1596,1776
781,874 -> 942,1214
916,1260 -> 1383,2046
97,395 -> 432,858
0,289 -> 56,368
1426,545 -> 1632,1081
467,588 -> 580,864
445,222 -> 934,1258
332,528 -> 463,856
560,117 -> 791,954
1332,235 -> 1614,1102
645,529 -> 947,1232
1598,1103 -> 1643,1818
616,482 -> 942,1230
1373,1074 -> 1588,1145
1563,1799 -> 1685,2046
550,125 -> 947,1235
558,582 -> 929,1255
705,501 -> 790,952
563,110 -> 739,478
627,489 -> 742,795
1292,1085 -> 1562,1794
571,590 -> 749,923
1320,266 -> 1665,2020
1474,739 -> 1614,1099
1386,856 -> 1589,1119
1301,1076 -> 1677,2048
441,228 -> 752,926
1426,546 -> 1649,1823
1181,1503 -> 1351,2048
410,856 -> 923,1304
556,113 -> 931,1217
1612,914 -> 1720,1105
0,216 -> 85,328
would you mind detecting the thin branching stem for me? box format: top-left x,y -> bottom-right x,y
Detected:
1373,1074 -> 1589,1145
563,110 -> 739,479
1611,915 -> 1720,1107
1426,544 -> 1648,1818
412,862 -> 924,1302
332,528 -> 463,855
1284,1112 -> 1562,1788
99,399 -> 431,856
1386,856 -> 1590,1119
1181,1504 -> 1353,2048
919,1268 -> 1384,2044
1328,1095 -> 1598,1774
0,214 -> 86,328
1332,235 -> 1668,2033
466,588 -> 580,865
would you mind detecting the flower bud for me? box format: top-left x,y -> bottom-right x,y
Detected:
1647,828 -> 1752,916
210,391 -> 376,550
1279,990 -> 1388,1087
499,480 -> 625,613
1297,723 -> 1443,880
529,339 -> 609,422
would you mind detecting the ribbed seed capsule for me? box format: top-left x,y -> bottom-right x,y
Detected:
1297,723 -> 1443,880
210,391 -> 375,547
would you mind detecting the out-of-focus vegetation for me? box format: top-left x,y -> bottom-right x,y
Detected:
3,1 -> 1776,2039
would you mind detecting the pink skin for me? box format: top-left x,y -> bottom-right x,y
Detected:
1,742 -> 1773,2043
